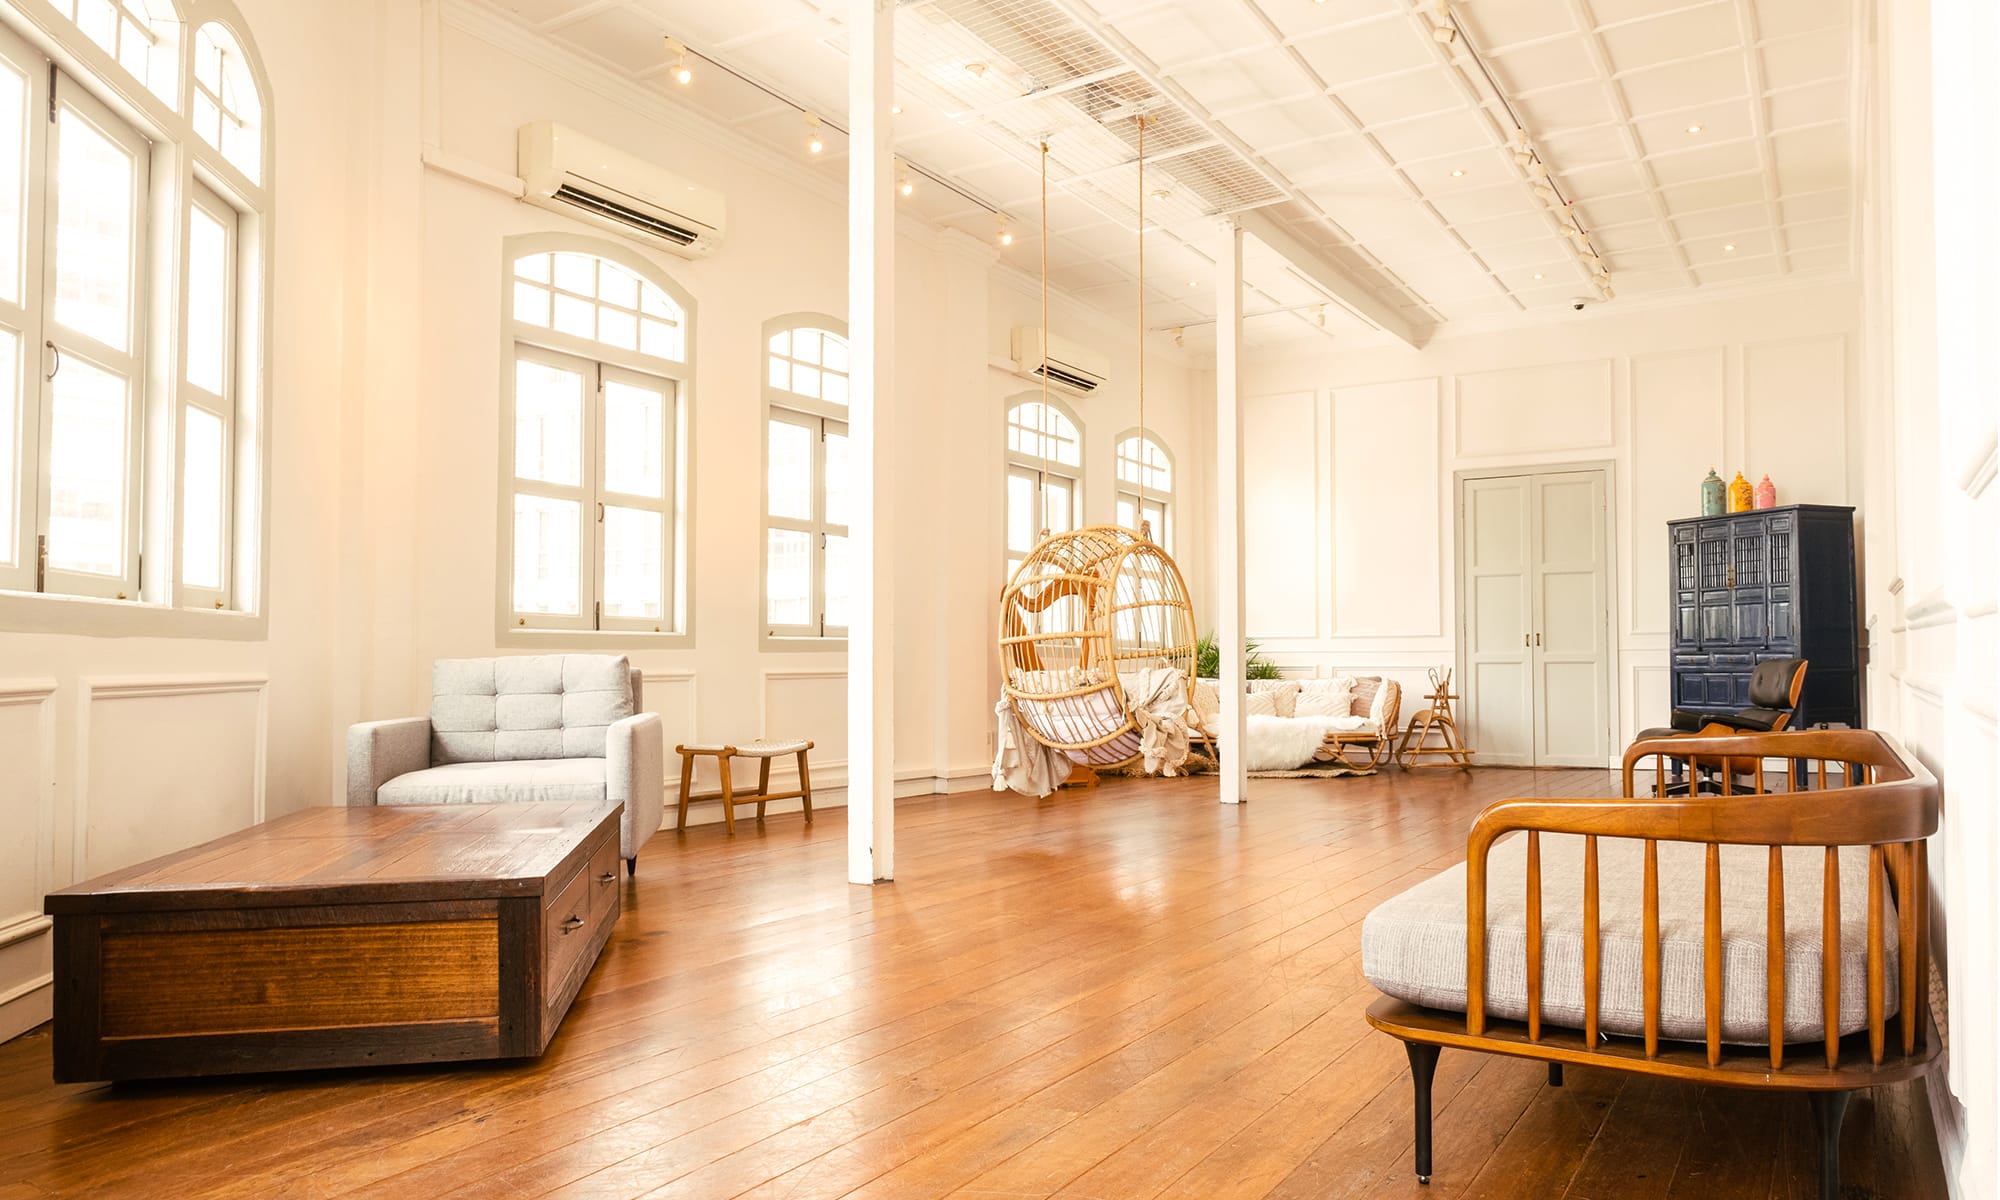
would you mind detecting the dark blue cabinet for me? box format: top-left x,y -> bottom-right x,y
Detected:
1666,504 -> 1860,729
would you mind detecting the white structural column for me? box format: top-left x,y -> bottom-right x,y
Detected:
846,0 -> 895,883
1215,221 -> 1249,804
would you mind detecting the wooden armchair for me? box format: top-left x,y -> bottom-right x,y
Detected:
1362,728 -> 1939,1199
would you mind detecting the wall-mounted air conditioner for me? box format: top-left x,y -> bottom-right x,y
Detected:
1010,326 -> 1110,395
517,121 -> 726,259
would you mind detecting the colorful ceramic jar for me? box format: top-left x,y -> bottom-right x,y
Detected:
1700,469 -> 1725,516
1754,474 -> 1777,510
1728,472 -> 1754,513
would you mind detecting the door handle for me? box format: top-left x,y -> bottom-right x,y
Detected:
1535,632 -> 1542,647
1524,633 -> 1530,648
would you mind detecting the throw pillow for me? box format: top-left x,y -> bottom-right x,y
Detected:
1296,677 -> 1357,719
1249,679 -> 1301,719
1244,689 -> 1281,718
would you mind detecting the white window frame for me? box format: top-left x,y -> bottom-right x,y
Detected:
761,312 -> 848,647
499,233 -> 693,646
176,179 -> 234,610
0,2 -> 275,639
1114,429 -> 1173,554
1004,393 -> 1083,578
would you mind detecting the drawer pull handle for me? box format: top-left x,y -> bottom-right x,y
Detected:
598,872 -> 616,883
561,915 -> 585,934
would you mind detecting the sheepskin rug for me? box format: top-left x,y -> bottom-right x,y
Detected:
1244,714 -> 1347,771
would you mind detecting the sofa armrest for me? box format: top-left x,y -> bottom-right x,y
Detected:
346,717 -> 432,806
606,711 -> 664,864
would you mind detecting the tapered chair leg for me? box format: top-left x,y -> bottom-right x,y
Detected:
1810,1090 -> 1852,1200
797,748 -> 813,825
717,754 -> 736,836
625,856 -> 636,877
1406,1041 -> 1443,1185
756,756 -> 771,821
1548,1062 -> 1564,1087
675,752 -> 695,831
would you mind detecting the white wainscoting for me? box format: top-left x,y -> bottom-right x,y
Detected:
0,678 -> 56,1042
75,675 -> 269,880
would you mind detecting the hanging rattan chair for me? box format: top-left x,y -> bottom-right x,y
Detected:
998,523 -> 1200,769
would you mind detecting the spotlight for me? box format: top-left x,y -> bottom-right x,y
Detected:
806,114 -> 823,155
998,222 -> 1014,247
675,60 -> 692,86
663,37 -> 691,85
899,175 -> 914,197
1432,24 -> 1456,44
1171,326 -> 1185,347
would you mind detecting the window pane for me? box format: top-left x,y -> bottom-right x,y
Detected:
640,318 -> 681,362
767,356 -> 789,392
766,528 -> 811,627
181,406 -> 225,590
596,263 -> 638,309
823,428 -> 849,528
821,335 -> 848,373
512,493 -> 579,615
821,373 -> 848,407
1043,479 -> 1072,533
824,534 -> 848,629
767,330 -> 789,356
791,364 -> 821,399
186,205 -> 228,395
46,355 -> 127,576
552,293 -> 593,339
602,506 -> 662,618
1117,496 -> 1135,529
552,252 -> 594,295
597,307 -> 637,352
793,329 -> 821,366
603,379 -> 664,498
512,281 -> 550,327
1006,472 -> 1033,552
515,253 -> 550,284
77,0 -> 117,52
53,108 -> 136,352
767,420 -> 811,520
514,358 -> 583,485
0,63 -> 23,306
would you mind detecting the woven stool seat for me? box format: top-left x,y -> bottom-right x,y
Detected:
674,739 -> 814,834
735,738 -> 810,757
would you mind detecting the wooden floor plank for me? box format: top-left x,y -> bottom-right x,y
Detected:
0,768 -> 1945,1200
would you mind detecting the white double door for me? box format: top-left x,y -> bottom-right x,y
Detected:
1460,469 -> 1611,768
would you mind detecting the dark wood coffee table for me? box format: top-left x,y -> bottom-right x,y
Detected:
43,799 -> 623,1082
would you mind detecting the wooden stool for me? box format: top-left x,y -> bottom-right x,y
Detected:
674,739 -> 814,834
1395,668 -> 1474,769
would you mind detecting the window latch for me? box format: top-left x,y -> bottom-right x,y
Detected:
43,340 -> 58,381
34,534 -> 46,592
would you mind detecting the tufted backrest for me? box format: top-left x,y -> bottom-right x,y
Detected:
430,655 -> 638,764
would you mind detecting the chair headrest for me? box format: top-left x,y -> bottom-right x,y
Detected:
1749,658 -> 1805,709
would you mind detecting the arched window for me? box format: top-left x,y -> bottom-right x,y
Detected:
0,2 -> 272,620
762,314 -> 848,640
1004,395 -> 1082,578
1115,432 -> 1173,552
191,21 -> 259,183
503,235 -> 692,635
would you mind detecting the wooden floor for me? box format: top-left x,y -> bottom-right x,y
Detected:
0,768 -> 1948,1199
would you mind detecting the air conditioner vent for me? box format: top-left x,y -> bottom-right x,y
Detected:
1033,363 -> 1100,393
552,184 -> 700,247
1011,326 -> 1110,395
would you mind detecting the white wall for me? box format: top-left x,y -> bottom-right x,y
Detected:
1229,285 -> 1862,759
0,0 -> 396,1040
1859,0 -> 1999,1193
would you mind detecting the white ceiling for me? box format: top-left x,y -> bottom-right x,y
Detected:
479,0 -> 1858,349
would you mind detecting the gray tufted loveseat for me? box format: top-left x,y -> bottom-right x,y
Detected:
346,654 -> 664,873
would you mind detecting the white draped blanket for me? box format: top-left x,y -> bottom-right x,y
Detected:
991,696 -> 1073,797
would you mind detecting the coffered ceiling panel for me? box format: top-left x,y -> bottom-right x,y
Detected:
478,0 -> 1861,348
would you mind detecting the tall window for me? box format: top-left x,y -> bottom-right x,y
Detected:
1004,396 -> 1082,579
763,315 -> 848,639
503,237 -> 690,634
0,6 -> 270,613
1115,432 -> 1173,552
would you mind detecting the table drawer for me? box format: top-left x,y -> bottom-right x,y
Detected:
543,856 -> 594,989
587,834 -> 622,928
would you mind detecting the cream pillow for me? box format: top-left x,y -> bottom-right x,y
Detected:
1249,679 -> 1300,718
1244,689 -> 1282,718
1296,677 -> 1357,719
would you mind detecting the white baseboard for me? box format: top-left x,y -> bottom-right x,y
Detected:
0,975 -> 50,1044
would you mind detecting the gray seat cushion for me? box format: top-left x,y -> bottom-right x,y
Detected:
431,654 -> 633,764
376,759 -> 608,806
1361,833 -> 1896,1044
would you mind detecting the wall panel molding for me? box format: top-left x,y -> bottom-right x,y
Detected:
1454,359 -> 1615,459
74,674 -> 269,880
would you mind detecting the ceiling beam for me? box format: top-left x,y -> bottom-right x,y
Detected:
1236,212 -> 1426,347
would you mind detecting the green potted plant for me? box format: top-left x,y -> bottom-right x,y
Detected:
1194,632 -> 1282,680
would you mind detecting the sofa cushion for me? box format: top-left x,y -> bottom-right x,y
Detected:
431,654 -> 633,764
377,758 -> 609,806
1361,833 -> 1895,1044
1296,677 -> 1357,719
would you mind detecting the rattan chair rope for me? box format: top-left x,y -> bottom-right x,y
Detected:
996,122 -> 1206,774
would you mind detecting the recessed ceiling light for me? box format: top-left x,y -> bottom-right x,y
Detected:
1687,123 -> 1704,134
891,104 -> 902,115
1723,243 -> 1737,252
899,176 -> 915,197
1188,280 -> 1198,288
1450,168 -> 1465,178
1533,272 -> 1544,280
965,62 -> 988,78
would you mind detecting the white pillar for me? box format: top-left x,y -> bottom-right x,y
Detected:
1215,221 -> 1248,805
846,0 -> 895,882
